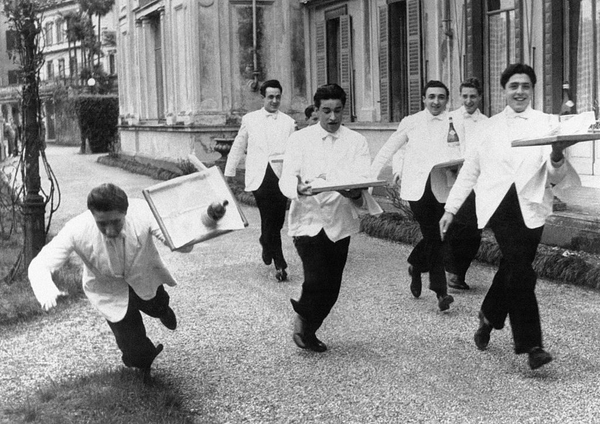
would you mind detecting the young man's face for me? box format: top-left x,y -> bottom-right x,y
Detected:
92,210 -> 126,238
263,87 -> 282,113
505,73 -> 532,113
318,99 -> 344,133
460,87 -> 482,115
422,87 -> 448,116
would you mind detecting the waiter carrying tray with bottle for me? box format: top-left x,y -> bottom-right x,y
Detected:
371,80 -> 464,312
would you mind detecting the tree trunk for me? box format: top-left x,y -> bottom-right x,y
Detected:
21,10 -> 45,267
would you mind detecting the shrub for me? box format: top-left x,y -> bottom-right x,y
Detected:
74,95 -> 119,153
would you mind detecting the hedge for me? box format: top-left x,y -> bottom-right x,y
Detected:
75,95 -> 119,153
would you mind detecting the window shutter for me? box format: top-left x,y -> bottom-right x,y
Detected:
339,14 -> 353,122
407,0 -> 422,115
542,0 -> 563,114
379,6 -> 390,122
316,21 -> 327,87
514,0 -> 523,63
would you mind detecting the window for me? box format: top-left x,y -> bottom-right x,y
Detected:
316,6 -> 354,121
109,53 -> 116,75
8,70 -> 19,85
45,21 -> 54,46
6,30 -> 17,51
56,19 -> 64,44
46,60 -> 54,80
378,0 -> 422,122
58,58 -> 65,78
150,14 -> 164,119
486,0 -> 517,116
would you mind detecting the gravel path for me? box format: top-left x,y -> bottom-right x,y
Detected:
2,146 -> 600,423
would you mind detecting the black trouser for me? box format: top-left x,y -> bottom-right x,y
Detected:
408,177 -> 447,295
107,285 -> 170,369
444,191 -> 482,281
291,230 -> 350,329
483,185 -> 544,354
253,164 -> 288,269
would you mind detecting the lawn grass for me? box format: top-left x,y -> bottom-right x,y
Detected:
3,368 -> 195,424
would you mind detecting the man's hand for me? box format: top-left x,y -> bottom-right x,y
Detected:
297,175 -> 313,196
38,289 -> 68,311
551,140 -> 578,162
439,211 -> 455,241
337,188 -> 362,200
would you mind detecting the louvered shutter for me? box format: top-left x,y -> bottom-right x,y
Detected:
407,0 -> 422,114
379,6 -> 390,122
339,14 -> 353,122
316,21 -> 327,87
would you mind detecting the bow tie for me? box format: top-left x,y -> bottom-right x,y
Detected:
506,109 -> 529,120
266,112 -> 278,120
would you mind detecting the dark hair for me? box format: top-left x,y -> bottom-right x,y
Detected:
313,84 -> 347,108
422,80 -> 449,98
460,77 -> 483,95
87,183 -> 129,214
260,80 -> 283,97
500,64 -> 537,88
304,105 -> 316,120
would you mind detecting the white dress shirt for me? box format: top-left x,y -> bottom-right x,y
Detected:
28,199 -> 178,322
224,107 -> 296,191
445,105 -> 581,229
279,124 -> 378,242
449,106 -> 489,156
370,109 -> 464,203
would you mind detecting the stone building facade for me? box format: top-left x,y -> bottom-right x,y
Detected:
118,0 -> 600,177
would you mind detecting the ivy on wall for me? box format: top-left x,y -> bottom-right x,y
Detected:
74,95 -> 118,153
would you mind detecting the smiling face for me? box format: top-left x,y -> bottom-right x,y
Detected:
92,210 -> 126,238
263,87 -> 282,113
505,73 -> 532,113
318,99 -> 344,133
422,87 -> 448,116
460,87 -> 482,115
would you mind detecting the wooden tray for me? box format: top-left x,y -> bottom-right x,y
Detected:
512,133 -> 600,147
310,180 -> 388,194
143,166 -> 248,251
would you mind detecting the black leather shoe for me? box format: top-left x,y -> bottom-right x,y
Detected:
408,265 -> 422,298
474,311 -> 493,350
275,268 -> 288,282
528,347 -> 553,370
437,294 -> 454,311
447,273 -> 470,290
159,307 -> 177,330
293,332 -> 327,353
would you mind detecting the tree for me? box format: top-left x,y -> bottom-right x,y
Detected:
2,0 -> 47,267
77,0 -> 114,66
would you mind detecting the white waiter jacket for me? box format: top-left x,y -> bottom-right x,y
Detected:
28,199 -> 179,322
445,106 -> 581,229
279,124 -> 381,242
370,109 -> 464,203
224,107 -> 296,191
